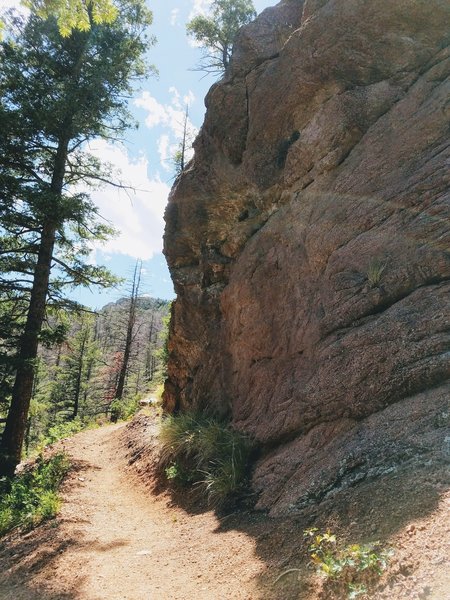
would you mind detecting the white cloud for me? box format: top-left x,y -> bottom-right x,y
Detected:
135,88 -> 199,171
184,90 -> 196,107
168,86 -> 182,110
135,91 -> 187,136
166,87 -> 196,114
83,140 -> 170,260
169,8 -> 179,26
157,134 -> 170,165
157,134 -> 177,171
189,0 -> 212,19
134,92 -> 168,128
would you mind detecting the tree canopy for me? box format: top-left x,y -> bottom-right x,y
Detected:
29,0 -> 118,36
1,0 -> 119,38
186,0 -> 256,74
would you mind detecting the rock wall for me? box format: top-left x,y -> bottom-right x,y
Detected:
163,0 -> 450,515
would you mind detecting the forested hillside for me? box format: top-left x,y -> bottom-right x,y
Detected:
1,296 -> 170,453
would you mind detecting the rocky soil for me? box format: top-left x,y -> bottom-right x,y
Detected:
0,417 -> 449,599
122,414 -> 450,600
163,0 -> 450,514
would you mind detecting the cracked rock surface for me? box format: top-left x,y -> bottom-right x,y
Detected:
163,0 -> 450,515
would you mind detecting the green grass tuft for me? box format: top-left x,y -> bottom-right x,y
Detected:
159,413 -> 252,506
367,259 -> 386,288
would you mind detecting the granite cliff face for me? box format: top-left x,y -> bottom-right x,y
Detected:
163,0 -> 450,515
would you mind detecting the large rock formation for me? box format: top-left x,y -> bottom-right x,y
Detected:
163,0 -> 450,515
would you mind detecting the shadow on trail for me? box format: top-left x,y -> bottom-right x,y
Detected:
0,457 -> 129,600
213,466 -> 449,599
0,524 -> 84,600
124,415 -> 450,599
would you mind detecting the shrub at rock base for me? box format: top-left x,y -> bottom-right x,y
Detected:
159,413 -> 252,506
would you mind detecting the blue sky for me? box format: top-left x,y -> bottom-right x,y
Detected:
1,0 -> 275,308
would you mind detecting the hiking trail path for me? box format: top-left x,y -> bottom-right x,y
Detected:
0,424 -> 263,600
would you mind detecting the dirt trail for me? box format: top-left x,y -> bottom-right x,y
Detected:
0,424 -> 264,600
1,421 -> 449,600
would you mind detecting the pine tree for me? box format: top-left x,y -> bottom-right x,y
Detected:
0,2 -> 154,476
50,313 -> 99,421
186,0 -> 256,74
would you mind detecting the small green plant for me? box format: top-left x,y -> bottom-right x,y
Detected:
303,528 -> 393,598
159,413 -> 252,506
366,259 -> 386,288
0,453 -> 70,536
165,463 -> 180,480
45,419 -> 84,445
109,395 -> 141,423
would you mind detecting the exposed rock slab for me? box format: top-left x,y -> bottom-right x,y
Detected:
163,0 -> 450,514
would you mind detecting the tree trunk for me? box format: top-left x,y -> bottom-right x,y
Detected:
25,417 -> 32,454
0,220 -> 57,476
222,45 -> 229,69
72,331 -> 87,420
113,261 -> 141,405
0,137 -> 68,477
145,312 -> 155,381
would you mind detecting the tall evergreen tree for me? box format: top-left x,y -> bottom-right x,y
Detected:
0,1 -> 154,476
